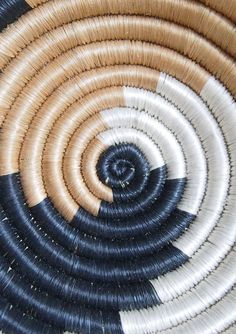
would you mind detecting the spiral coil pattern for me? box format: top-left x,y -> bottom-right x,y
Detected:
0,0 -> 235,333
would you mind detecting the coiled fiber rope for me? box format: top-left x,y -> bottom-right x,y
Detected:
0,0 -> 235,333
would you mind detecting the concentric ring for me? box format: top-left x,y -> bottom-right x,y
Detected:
0,1 -> 235,333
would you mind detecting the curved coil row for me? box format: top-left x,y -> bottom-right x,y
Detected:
0,0 -> 235,333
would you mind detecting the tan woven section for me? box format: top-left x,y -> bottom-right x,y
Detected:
0,1 -> 235,333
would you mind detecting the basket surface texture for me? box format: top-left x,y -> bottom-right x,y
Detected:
0,0 -> 235,333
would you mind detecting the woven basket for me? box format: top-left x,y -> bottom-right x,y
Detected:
0,0 -> 235,333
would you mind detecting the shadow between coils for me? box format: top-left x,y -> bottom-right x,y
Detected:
0,208 -> 161,312
0,173 -> 188,282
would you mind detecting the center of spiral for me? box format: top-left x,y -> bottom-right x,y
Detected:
110,159 -> 135,187
96,142 -> 151,204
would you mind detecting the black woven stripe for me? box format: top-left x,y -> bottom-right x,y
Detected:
0,173 -> 188,282
0,0 -> 31,32
99,165 -> 167,219
32,198 -> 193,260
0,255 -> 124,333
31,168 -> 183,259
0,264 -> 123,334
73,178 -> 186,239
0,207 -> 162,312
0,296 -> 61,334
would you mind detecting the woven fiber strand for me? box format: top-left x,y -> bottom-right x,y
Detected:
0,0 -> 235,333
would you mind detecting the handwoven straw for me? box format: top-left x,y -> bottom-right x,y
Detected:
0,0 -> 235,333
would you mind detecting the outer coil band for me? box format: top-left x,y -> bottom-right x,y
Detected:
0,1 -> 235,334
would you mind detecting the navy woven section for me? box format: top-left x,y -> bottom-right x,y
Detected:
0,0 -> 31,31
